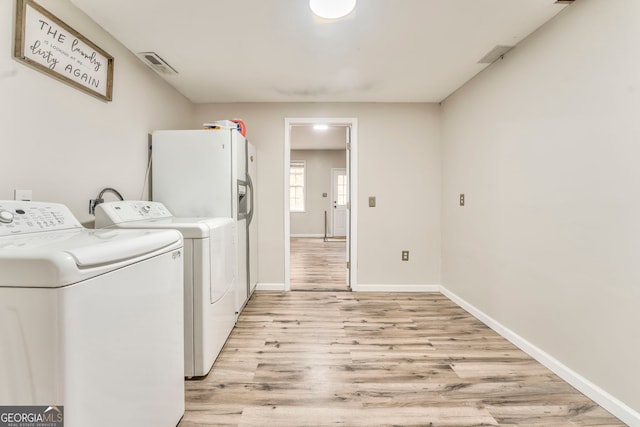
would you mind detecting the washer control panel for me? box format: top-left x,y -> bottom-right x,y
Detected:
0,201 -> 83,236
94,201 -> 173,227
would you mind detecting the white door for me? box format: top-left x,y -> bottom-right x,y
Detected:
331,168 -> 348,237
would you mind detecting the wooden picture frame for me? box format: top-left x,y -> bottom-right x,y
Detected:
13,0 -> 114,101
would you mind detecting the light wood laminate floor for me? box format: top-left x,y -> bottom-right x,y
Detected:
179,292 -> 625,426
290,237 -> 348,291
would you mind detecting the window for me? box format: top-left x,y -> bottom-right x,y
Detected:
290,160 -> 306,212
336,173 -> 348,206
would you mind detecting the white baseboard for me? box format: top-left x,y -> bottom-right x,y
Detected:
354,284 -> 441,292
290,234 -> 324,238
439,286 -> 640,426
255,283 -> 286,291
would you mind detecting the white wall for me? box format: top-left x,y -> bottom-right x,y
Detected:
195,103 -> 441,287
290,149 -> 346,236
441,0 -> 640,414
0,0 -> 194,224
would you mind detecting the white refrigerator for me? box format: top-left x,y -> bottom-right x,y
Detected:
152,128 -> 257,316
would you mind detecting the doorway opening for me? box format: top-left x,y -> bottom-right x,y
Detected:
284,118 -> 358,292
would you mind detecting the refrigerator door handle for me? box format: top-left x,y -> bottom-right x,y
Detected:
247,174 -> 254,226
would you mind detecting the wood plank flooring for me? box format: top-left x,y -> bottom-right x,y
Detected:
290,237 -> 348,291
179,292 -> 625,426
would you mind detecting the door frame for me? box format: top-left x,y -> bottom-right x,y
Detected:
284,117 -> 358,291
330,167 -> 347,238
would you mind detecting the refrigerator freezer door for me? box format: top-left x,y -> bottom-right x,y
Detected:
234,131 -> 247,182
236,217 -> 248,315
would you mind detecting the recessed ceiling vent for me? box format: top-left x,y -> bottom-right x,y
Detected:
478,45 -> 514,64
136,52 -> 178,74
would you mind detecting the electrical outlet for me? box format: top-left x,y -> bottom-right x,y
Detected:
14,189 -> 32,201
459,193 -> 465,206
369,196 -> 376,207
402,250 -> 409,261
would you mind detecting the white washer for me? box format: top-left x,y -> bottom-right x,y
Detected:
95,201 -> 236,378
0,201 -> 185,427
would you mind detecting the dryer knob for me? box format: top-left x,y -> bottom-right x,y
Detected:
0,210 -> 14,224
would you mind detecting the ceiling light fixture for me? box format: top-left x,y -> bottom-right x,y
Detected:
309,0 -> 356,19
313,124 -> 329,131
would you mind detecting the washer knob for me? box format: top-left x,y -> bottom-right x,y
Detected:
141,205 -> 151,214
0,210 -> 14,224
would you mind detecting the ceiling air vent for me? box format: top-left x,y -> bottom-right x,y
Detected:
136,52 -> 178,74
478,45 -> 514,64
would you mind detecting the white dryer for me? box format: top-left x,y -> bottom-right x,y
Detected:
0,201 -> 185,427
95,201 -> 236,378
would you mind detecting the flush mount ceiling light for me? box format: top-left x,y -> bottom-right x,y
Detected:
313,124 -> 329,130
309,0 -> 356,19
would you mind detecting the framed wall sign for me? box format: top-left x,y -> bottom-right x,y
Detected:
13,0 -> 114,101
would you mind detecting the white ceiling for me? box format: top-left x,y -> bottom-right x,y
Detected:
69,0 -> 571,104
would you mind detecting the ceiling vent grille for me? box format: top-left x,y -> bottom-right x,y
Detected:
136,52 -> 178,74
478,45 -> 514,64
